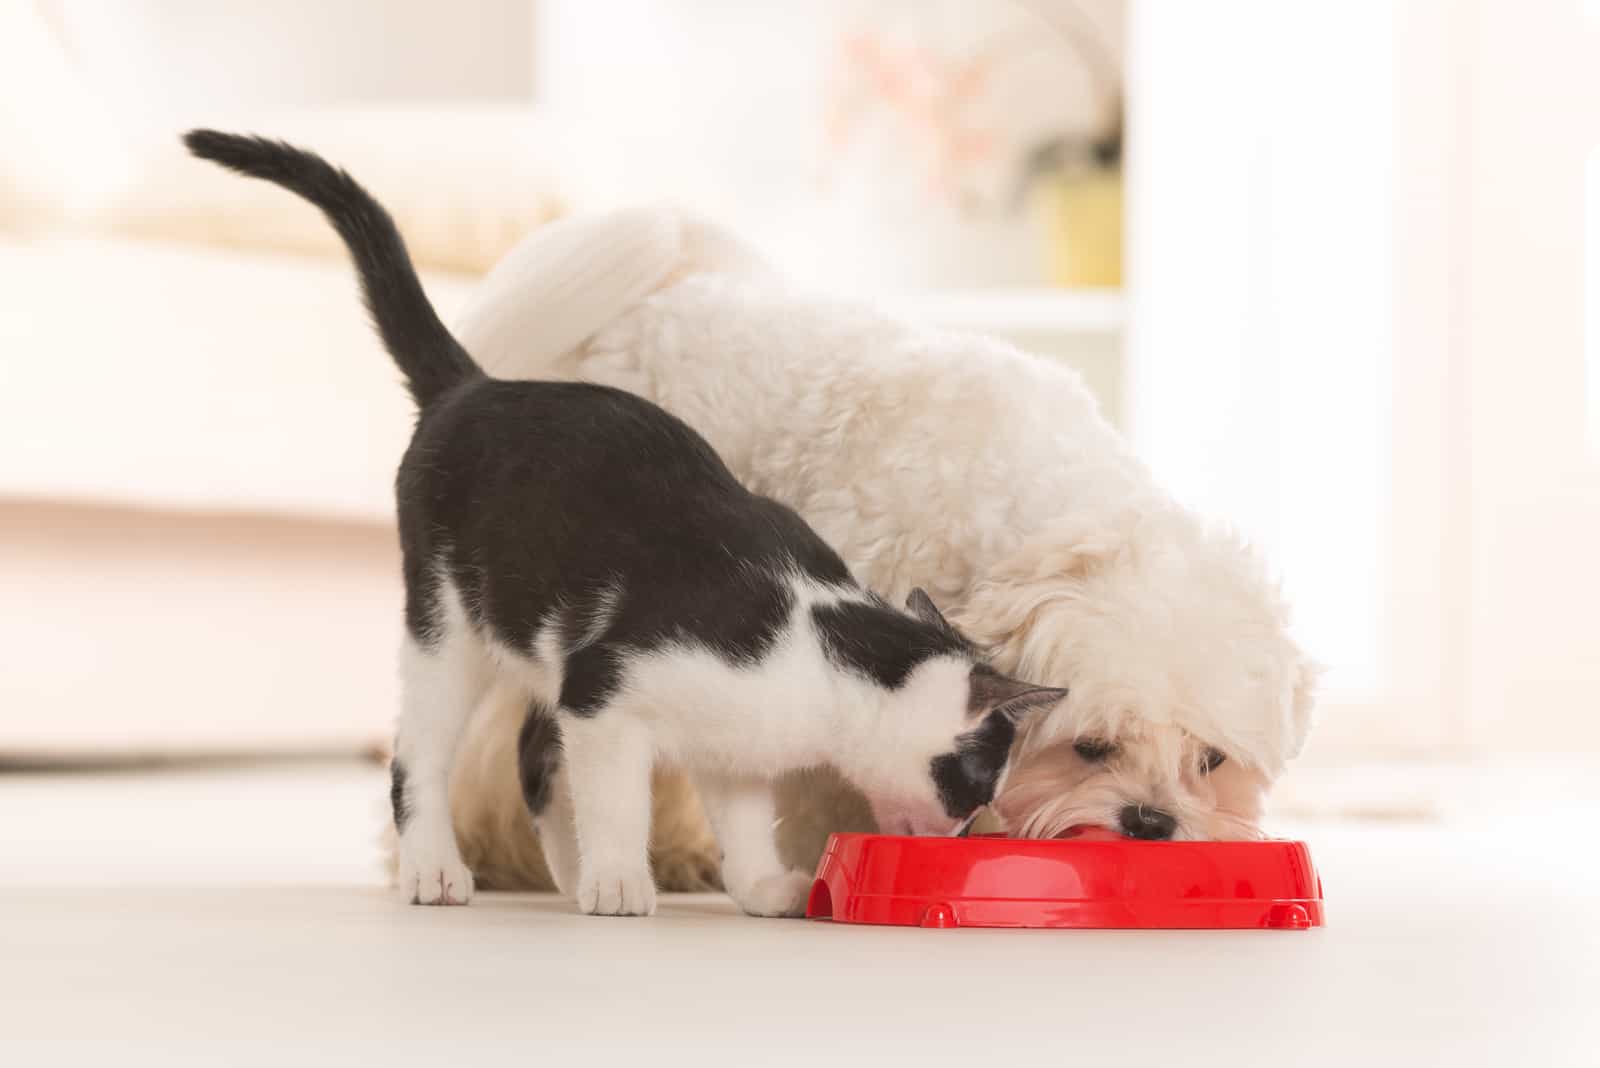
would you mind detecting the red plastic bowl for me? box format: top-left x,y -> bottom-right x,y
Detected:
806,828 -> 1324,930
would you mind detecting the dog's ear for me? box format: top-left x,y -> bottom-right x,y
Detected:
967,665 -> 1067,721
955,522 -> 1126,678
906,587 -> 955,632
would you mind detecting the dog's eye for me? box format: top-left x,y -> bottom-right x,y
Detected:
1072,738 -> 1118,762
1200,747 -> 1227,773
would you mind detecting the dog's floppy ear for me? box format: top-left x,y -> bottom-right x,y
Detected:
968,665 -> 1067,721
907,587 -> 955,632
955,517 -> 1132,673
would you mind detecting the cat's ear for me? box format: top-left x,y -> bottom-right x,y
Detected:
907,587 -> 954,631
967,666 -> 1067,722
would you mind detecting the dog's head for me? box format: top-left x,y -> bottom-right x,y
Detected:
954,506 -> 1319,840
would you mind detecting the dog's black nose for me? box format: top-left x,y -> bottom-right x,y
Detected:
1118,804 -> 1177,840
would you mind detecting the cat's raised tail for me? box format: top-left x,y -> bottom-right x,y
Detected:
183,129 -> 481,407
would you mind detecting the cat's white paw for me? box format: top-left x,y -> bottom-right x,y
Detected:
397,840 -> 475,906
577,865 -> 657,916
730,869 -> 813,918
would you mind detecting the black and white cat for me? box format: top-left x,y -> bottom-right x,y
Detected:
186,131 -> 1066,917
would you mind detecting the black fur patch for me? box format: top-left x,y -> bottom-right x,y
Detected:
517,707 -> 563,816
397,380 -> 856,713
929,710 -> 1018,819
812,598 -> 973,690
389,760 -> 411,832
400,546 -> 442,648
558,644 -> 623,718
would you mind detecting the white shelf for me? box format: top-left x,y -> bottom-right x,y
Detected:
880,287 -> 1124,335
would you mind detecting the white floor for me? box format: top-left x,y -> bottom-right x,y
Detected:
2,761 -> 1596,1066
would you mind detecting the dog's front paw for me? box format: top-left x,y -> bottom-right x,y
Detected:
397,839 -> 475,906
729,869 -> 813,918
577,865 -> 657,916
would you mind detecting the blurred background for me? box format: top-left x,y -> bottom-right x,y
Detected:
3,4 -> 1599,1060
2,0 -> 1598,830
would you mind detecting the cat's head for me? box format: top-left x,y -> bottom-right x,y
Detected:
821,588 -> 1066,837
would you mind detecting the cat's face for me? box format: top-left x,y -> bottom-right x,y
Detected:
853,592 -> 1067,837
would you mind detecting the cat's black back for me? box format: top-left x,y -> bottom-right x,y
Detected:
399,376 -> 854,679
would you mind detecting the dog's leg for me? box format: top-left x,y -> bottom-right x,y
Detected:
694,773 -> 811,917
518,702 -> 579,897
393,630 -> 491,906
647,768 -> 724,892
560,705 -> 657,916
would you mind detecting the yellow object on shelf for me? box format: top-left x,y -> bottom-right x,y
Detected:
1039,169 -> 1123,288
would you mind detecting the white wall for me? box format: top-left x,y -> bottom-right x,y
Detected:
1457,0 -> 1600,752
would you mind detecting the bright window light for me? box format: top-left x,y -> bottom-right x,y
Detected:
1128,2 -> 1389,696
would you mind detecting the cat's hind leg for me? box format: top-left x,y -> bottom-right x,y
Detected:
693,773 -> 812,918
392,624 -> 492,906
518,703 -> 579,897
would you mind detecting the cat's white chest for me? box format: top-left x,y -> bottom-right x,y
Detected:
625,627 -> 840,777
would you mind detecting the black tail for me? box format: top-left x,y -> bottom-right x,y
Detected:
183,129 -> 480,407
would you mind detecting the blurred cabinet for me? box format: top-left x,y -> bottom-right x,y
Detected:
0,501 -> 397,757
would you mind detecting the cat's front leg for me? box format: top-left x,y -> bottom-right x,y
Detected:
694,773 -> 813,918
559,707 -> 658,916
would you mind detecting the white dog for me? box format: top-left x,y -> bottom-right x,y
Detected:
429,207 -> 1317,890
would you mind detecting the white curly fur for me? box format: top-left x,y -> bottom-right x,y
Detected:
442,206 -> 1317,876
